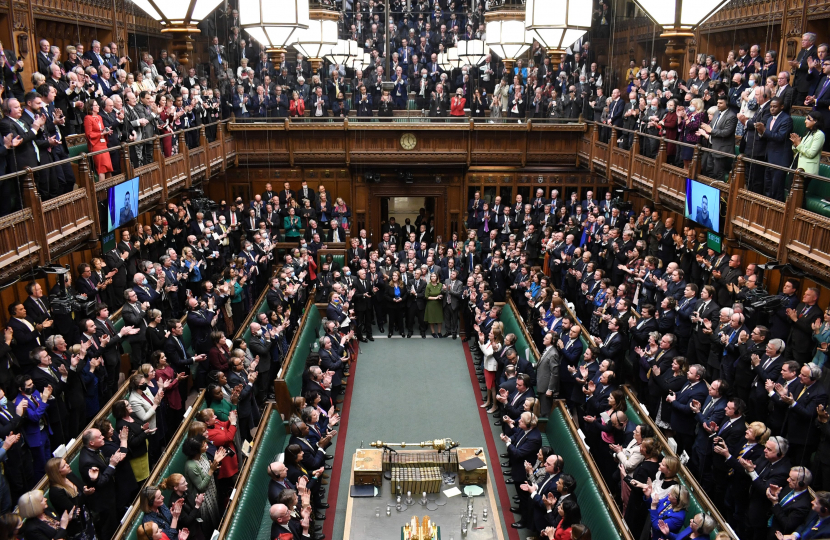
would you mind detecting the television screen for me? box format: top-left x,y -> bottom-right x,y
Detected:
685,178 -> 721,234
105,176 -> 139,233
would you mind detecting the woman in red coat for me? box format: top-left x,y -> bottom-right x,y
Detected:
661,99 -> 679,164
199,408 -> 239,480
542,498 -> 582,540
451,88 -> 467,117
290,90 -> 305,117
84,99 -> 113,182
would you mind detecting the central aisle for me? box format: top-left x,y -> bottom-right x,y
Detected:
328,336 -> 510,539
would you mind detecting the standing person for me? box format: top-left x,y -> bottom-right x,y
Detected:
480,324 -> 504,412
13,375 -> 51,481
442,269 -> 463,339
384,271 -> 406,338
83,99 -> 113,183
182,436 -> 226,533
424,272 -> 444,338
354,269 -> 374,342
79,427 -> 127,540
45,457 -> 97,540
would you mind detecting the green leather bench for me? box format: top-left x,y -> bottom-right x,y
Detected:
793,115 -> 807,138
546,405 -> 625,540
283,305 -> 321,397
500,302 -> 539,364
803,164 -> 830,217
223,410 -> 288,540
119,394 -> 207,540
623,394 -> 719,538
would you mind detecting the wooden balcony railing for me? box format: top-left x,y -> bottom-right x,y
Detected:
580,119 -> 830,281
229,117 -> 586,168
0,120 -> 235,280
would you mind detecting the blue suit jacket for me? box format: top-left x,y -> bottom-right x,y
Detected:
649,499 -> 686,540
14,391 -> 50,448
793,511 -> 830,540
763,112 -> 794,166
506,427 -> 543,483
692,396 -> 727,453
670,382 -> 709,435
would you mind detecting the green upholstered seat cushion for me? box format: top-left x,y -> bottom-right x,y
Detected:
546,408 -> 622,540
224,412 -> 288,540
803,164 -> 830,216
284,306 -> 321,397
500,305 -> 537,364
792,115 -> 807,138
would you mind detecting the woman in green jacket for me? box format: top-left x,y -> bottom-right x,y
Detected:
791,111 -> 825,175
182,436 -> 226,531
283,207 -> 302,239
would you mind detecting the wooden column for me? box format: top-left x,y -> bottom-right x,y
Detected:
652,139 -> 666,205
218,123 -> 227,172
724,156 -> 744,240
120,143 -> 134,180
22,170 -> 48,265
778,170 -> 805,263
588,124 -> 596,173
180,132 -> 191,188
200,126 -> 211,182
154,139 -> 167,204
77,155 -> 100,241
781,0 -> 808,72
688,146 -> 701,179
606,128 -> 616,183
629,134 -> 639,189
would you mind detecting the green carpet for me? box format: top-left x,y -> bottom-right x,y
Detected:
332,336 -> 509,539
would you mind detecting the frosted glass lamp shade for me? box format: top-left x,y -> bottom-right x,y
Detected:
525,0 -> 591,50
240,0 -> 310,48
485,19 -> 531,60
131,0 -> 225,28
293,16 -> 339,58
457,39 -> 487,66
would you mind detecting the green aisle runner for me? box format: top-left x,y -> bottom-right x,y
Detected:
332,337 -> 508,539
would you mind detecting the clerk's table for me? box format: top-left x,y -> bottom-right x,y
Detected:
343,448 -> 505,540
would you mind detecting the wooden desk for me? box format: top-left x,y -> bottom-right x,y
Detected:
344,448 -> 505,540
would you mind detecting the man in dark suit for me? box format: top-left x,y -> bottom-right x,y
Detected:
710,398 -> 749,508
592,317 -> 624,361
785,493 -> 830,540
406,268 -> 427,339
742,86 -> 772,193
688,379 -> 728,479
354,269 -> 375,342
496,373 -> 533,429
747,338 -> 786,421
0,97 -> 54,200
686,286 -> 720,365
786,287 -> 823,363
780,362 -> 829,465
6,303 -> 49,373
121,289 -> 148,369
429,84 -> 450,117
668,363 -> 710,455
766,360 -> 802,435
807,59 -> 830,112
791,33 -> 819,104
500,413 -> 543,530
757,97 -> 793,201
79,427 -> 127,540
775,72 -> 796,112
525,455 -> 564,532
767,466 -> 814,539
732,435 -> 791,540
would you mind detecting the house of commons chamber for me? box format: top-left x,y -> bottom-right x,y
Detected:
2,0 -> 830,539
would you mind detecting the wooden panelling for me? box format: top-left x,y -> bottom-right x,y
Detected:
228,122 -> 585,169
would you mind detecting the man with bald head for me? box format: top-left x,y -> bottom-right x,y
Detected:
270,502 -> 310,539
